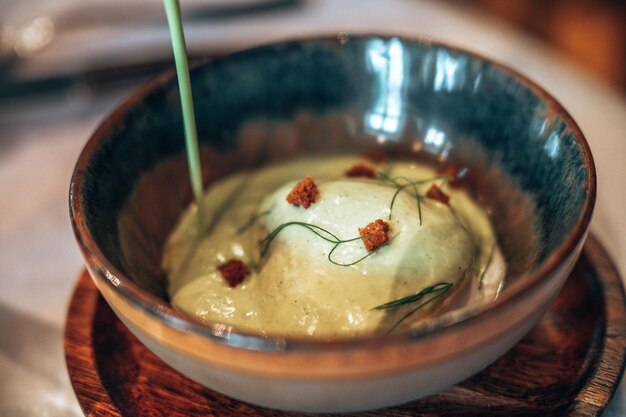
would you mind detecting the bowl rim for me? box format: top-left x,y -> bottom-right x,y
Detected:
69,31 -> 596,352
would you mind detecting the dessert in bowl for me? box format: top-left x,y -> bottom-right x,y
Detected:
164,154 -> 507,338
69,34 -> 595,412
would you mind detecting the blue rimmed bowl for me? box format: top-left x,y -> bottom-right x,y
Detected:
69,34 -> 595,412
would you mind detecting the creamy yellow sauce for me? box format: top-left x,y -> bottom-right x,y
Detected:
162,156 -> 505,337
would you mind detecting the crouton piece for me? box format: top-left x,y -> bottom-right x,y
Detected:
218,259 -> 250,288
345,163 -> 377,179
286,176 -> 319,209
358,219 -> 390,252
426,184 -> 450,206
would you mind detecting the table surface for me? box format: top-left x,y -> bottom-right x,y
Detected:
1,0 -> 625,415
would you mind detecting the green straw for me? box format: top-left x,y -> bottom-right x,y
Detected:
163,0 -> 203,206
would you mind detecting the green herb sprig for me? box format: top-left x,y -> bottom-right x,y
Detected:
237,210 -> 272,235
447,206 -> 497,291
163,0 -> 203,206
259,221 -> 388,266
379,173 -> 452,226
372,282 -> 453,333
478,243 -> 496,290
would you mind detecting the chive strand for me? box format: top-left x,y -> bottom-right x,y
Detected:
163,0 -> 203,205
386,285 -> 452,333
478,243 -> 496,290
237,210 -> 272,235
380,173 -> 438,224
371,282 -> 453,333
260,222 -> 341,257
328,242 -> 377,267
372,282 -> 452,310
261,221 -> 388,266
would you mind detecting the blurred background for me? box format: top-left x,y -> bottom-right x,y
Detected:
463,0 -> 626,94
1,0 -> 624,111
1,1 -> 625,416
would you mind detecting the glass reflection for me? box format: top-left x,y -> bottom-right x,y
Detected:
433,49 -> 468,93
544,131 -> 561,158
364,38 -> 407,140
434,50 -> 459,92
424,127 -> 445,148
423,126 -> 452,158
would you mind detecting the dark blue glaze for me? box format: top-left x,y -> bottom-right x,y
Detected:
78,35 -> 593,284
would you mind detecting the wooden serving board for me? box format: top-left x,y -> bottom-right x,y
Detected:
65,235 -> 626,416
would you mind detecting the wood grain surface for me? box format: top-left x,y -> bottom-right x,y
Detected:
64,235 -> 626,416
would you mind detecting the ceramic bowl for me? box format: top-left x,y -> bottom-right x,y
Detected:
69,34 -> 595,412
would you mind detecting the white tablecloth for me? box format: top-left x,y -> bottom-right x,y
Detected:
1,0 -> 625,415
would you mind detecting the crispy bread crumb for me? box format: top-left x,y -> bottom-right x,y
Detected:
426,184 -> 450,205
286,176 -> 319,209
218,259 -> 250,288
345,163 -> 377,179
359,219 -> 390,252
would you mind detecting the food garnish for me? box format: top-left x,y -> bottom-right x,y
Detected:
286,176 -> 319,208
373,282 -> 453,333
359,219 -> 390,252
237,210 -> 272,235
379,172 -> 450,226
165,157 -> 503,337
426,184 -> 450,206
218,259 -> 250,288
478,244 -> 496,290
260,221 -> 388,267
345,163 -> 377,179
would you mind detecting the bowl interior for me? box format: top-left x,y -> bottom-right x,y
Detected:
75,36 -> 593,320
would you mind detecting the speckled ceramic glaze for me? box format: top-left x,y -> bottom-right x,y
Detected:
70,34 -> 595,412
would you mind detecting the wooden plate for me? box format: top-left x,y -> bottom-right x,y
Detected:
65,235 -> 626,416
